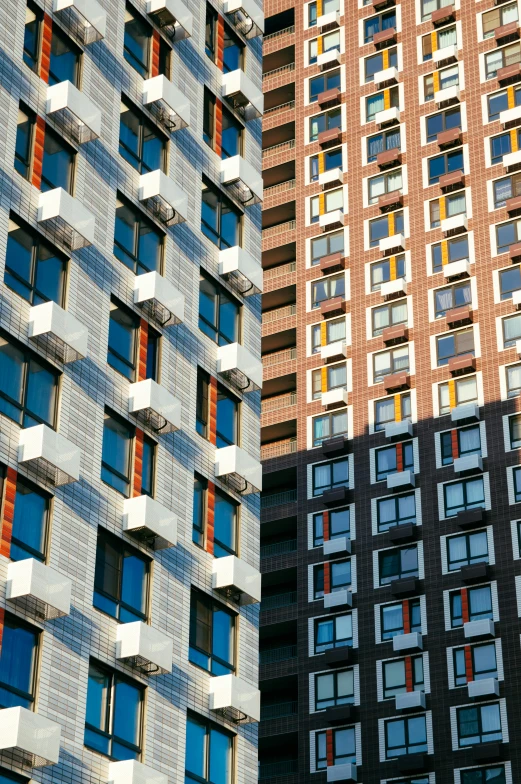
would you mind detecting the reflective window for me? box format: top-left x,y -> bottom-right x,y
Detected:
482,3 -> 518,38
5,217 -> 66,305
377,492 -> 416,531
214,490 -> 238,558
205,3 -> 218,60
431,234 -> 468,274
196,368 -> 210,438
436,327 -> 474,365
14,105 -> 34,179
23,2 -> 42,72
364,10 -> 396,43
438,375 -> 477,414
0,335 -> 58,428
457,703 -> 502,746
222,107 -> 243,159
124,5 -> 151,77
119,100 -> 165,174
450,585 -> 493,627
379,545 -> 419,585
0,615 -> 39,710
485,43 -> 521,79
509,413 -> 521,447
461,767 -> 506,784
201,181 -> 241,250
426,107 -> 461,143
369,211 -> 403,247
314,613 -> 353,653
310,148 -> 343,182
108,302 -> 138,380
114,198 -> 163,274
199,274 -> 240,345
313,559 -> 351,599
41,128 -> 75,193
11,478 -> 49,562
367,128 -> 401,163
453,643 -> 497,687
189,590 -> 236,675
309,108 -> 342,142
370,255 -> 405,291
428,149 -> 463,184
312,409 -> 348,447
313,507 -> 350,547
309,69 -> 341,102
185,714 -> 233,784
316,727 -> 356,768
364,48 -> 398,81
444,477 -> 485,517
385,715 -> 428,758
93,528 -> 149,623
375,442 -> 413,481
223,25 -> 244,73
447,530 -> 489,571
312,458 -> 349,496
311,316 -> 346,354
312,272 -> 345,307
383,655 -> 424,699
374,392 -> 411,431
381,598 -> 421,640
216,387 -> 239,448
373,345 -> 409,383
315,669 -> 354,710
101,411 -> 134,496
141,435 -> 155,497
366,87 -> 399,121
49,27 -> 80,86
372,299 -> 407,336
192,475 -> 207,548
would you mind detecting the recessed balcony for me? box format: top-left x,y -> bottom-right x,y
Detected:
46,81 -> 101,144
37,188 -> 95,250
122,495 -> 177,550
146,0 -> 192,38
222,69 -> 263,120
0,707 -> 61,767
133,271 -> 185,327
138,170 -> 187,226
219,246 -> 262,295
18,424 -> 80,485
216,342 -> 262,392
128,379 -> 181,433
212,554 -> 262,605
209,674 -> 260,723
393,632 -> 423,652
221,155 -> 263,206
215,445 -> 262,494
28,301 -> 88,363
108,761 -> 168,784
116,621 -> 173,675
224,0 -> 264,38
53,0 -> 106,43
6,558 -> 72,620
142,75 -> 190,131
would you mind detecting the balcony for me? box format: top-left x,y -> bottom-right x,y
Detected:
433,43 -> 458,65
320,296 -> 345,317
453,454 -> 483,473
500,104 -> 521,129
215,445 -> 262,494
260,538 -> 297,558
138,170 -> 187,226
224,0 -> 264,38
381,277 -> 407,299
263,261 -> 296,291
495,20 -> 519,42
116,621 -> 173,675
434,85 -> 460,107
318,49 -> 341,68
37,188 -> 95,249
318,87 -> 341,106
28,301 -> 87,363
438,127 -> 462,147
464,620 -> 495,639
319,168 -> 343,187
383,324 -> 408,344
440,170 -> 465,190
128,379 -> 180,433
383,371 -> 410,392
18,424 -> 80,485
53,0 -> 106,43
374,66 -> 399,87
319,127 -> 342,146
262,346 -> 297,376
385,420 -> 413,439
209,674 -> 260,723
318,10 -> 340,27
133,271 -> 185,327
216,342 -> 262,392
321,340 -> 348,362
261,438 -> 297,460
222,69 -> 263,120
219,246 -> 262,295
322,388 -> 348,408
324,589 -> 352,610
46,81 -> 101,144
263,303 -> 297,333
108,761 -> 168,784
507,195 -> 521,215
259,760 -> 298,779
431,4 -> 455,23
379,233 -> 405,253
142,75 -> 190,131
327,764 -> 357,782
324,537 -> 351,556
374,27 -> 396,46
259,644 -> 297,665
443,258 -> 470,279
446,304 -> 472,326
498,62 -> 521,83
261,700 -> 298,721
6,558 -> 71,619
261,590 -> 297,610
448,353 -> 475,374
377,148 -> 401,167
260,488 -> 297,508
212,554 -> 262,605
221,156 -> 263,206
451,403 -> 480,423
379,190 -> 403,211
387,470 -> 415,490
441,214 -> 467,235
146,0 -> 192,39
393,632 -> 423,652
0,707 -> 61,767
261,391 -> 297,416
468,678 -> 499,699
122,495 -> 177,550
320,209 -> 344,229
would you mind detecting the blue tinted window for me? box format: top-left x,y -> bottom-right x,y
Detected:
0,616 -> 38,710
186,714 -> 232,784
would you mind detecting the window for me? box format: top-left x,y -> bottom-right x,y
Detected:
119,100 -> 165,174
450,585 -> 493,627
49,26 -> 80,86
316,727 -> 356,768
199,274 -> 240,345
372,299 -> 407,337
313,507 -> 350,547
124,5 -> 150,77
205,3 -> 218,60
375,442 -> 414,482
488,87 -> 521,123
313,410 -> 348,447
311,273 -> 345,308
108,301 -> 139,380
223,24 -> 244,73
454,643 -> 497,687
311,316 -> 346,354
483,3 -> 518,38
0,335 -> 58,428
24,2 -> 42,72
203,88 -> 216,148
438,375 -> 477,415
370,255 -> 406,292
315,669 -> 354,710
114,198 -> 163,275
93,528 -> 149,623
385,715 -> 428,758
141,435 -> 155,497
431,234 -> 469,274
192,475 -> 206,548
461,767 -> 506,784
214,490 -> 238,557
189,590 -> 235,675
368,169 -> 403,205
11,478 -> 49,562
101,411 -> 134,496
367,128 -> 401,163
428,149 -> 463,185
379,545 -> 419,585
0,771 -> 30,784
41,128 -> 75,193
435,327 -> 474,366
222,107 -> 243,159
311,362 -> 347,399
312,457 -> 349,496
444,477 -> 485,517
311,231 -> 345,266
310,148 -> 343,182
503,313 -> 521,348
374,393 -> 411,431
440,425 -> 481,466
495,172 -> 521,208
424,65 -> 459,102
314,613 -> 353,653
216,387 -> 239,448
0,615 -> 39,710
314,559 -> 351,599
5,217 -> 66,305
383,656 -> 424,699
309,108 -> 342,143
309,30 -> 341,65
373,345 -> 410,383
491,131 -> 521,166
377,492 -> 416,531
514,466 -> 521,501
201,180 -> 241,250
381,598 -> 421,640
457,703 -> 502,747
310,188 -> 344,223
429,192 -> 466,229
507,362 -> 521,397
309,69 -> 341,103
509,413 -> 521,447
196,368 -> 210,438
434,281 -> 471,318
85,661 -> 143,760
364,48 -> 398,82
426,107 -> 461,144
364,10 -> 396,43
366,87 -> 399,122
422,25 -> 457,60
369,211 -> 404,247
421,0 -> 454,20
185,714 -> 233,784
309,1 -> 318,26
485,42 -> 521,79
447,531 -> 489,571
14,105 -> 34,180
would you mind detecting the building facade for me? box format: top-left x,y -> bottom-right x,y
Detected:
259,0 -> 521,783
0,1 -> 263,784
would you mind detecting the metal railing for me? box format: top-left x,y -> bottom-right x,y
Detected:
259,760 -> 299,779
263,62 -> 295,80
264,261 -> 297,281
264,179 -> 296,196
259,644 -> 297,664
263,25 -> 295,42
261,701 -> 298,721
260,539 -> 297,558
262,220 -> 296,238
262,347 -> 297,367
261,392 -> 297,414
264,100 -> 295,115
260,488 -> 298,508
261,591 -> 297,610
261,439 -> 297,461
263,303 -> 297,324
262,139 -> 296,158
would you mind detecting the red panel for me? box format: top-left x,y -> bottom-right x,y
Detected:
396,442 -> 403,472
206,480 -> 215,555
151,30 -> 160,77
464,645 -> 474,682
323,510 -> 330,541
215,98 -> 223,157
0,467 -> 17,559
40,14 -> 53,83
31,116 -> 46,190
133,429 -> 144,497
209,377 -> 218,446
323,562 -> 331,594
451,429 -> 459,459
326,728 -> 334,766
460,588 -> 470,624
216,16 -> 225,71
405,656 -> 414,692
402,600 -> 411,634
138,318 -> 149,382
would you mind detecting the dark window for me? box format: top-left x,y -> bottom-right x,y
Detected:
428,149 -> 463,185
374,393 -> 411,431
314,613 -> 352,653
434,281 -> 471,317
185,714 -> 233,784
497,218 -> 521,254
119,100 -> 165,174
309,108 -> 342,142
203,88 -> 216,149
385,715 -> 428,758
370,255 -> 405,291
309,69 -> 341,102
199,274 -> 240,345
93,528 -> 149,623
426,107 -> 461,144
444,477 -> 485,517
311,273 -> 345,307
223,25 -> 244,73
377,492 -> 416,531
312,410 -> 348,447
14,105 -> 35,180
510,414 -> 521,448
124,5 -> 150,77
216,387 -> 239,448
85,661 -> 143,760
314,559 -> 351,599
383,655 -> 424,699
514,466 -> 521,502
313,507 -> 350,547
222,108 -> 243,159
108,301 -> 139,380
0,771 -> 30,784
375,443 -> 414,482
379,545 -> 418,585
450,585 -> 493,627
192,475 -> 207,548
5,217 -> 66,305
365,48 -> 398,82
308,1 -> 317,26
23,1 -> 42,72
141,435 -> 155,497
11,478 -> 49,562
49,27 -> 80,86
316,727 -> 356,768
315,669 -> 355,710
101,411 -> 134,496
461,767 -> 506,784
41,128 -> 75,193
114,198 -> 163,275
440,424 -> 481,466
201,180 -> 241,250
0,335 -> 58,428
491,131 -> 521,166
0,615 -> 39,710
189,590 -> 235,675
367,128 -> 401,163
205,3 -> 218,60
431,234 -> 469,274
447,531 -> 489,571
457,704 -> 502,747
369,211 -> 404,247
487,89 -> 516,123
214,490 -> 238,557
499,266 -> 521,300
364,10 -> 396,43
196,368 -> 210,438
453,643 -> 497,687
381,598 -> 421,640
436,327 -> 474,366
146,327 -> 159,382
366,87 -> 399,122
310,148 -> 343,182
312,457 -> 349,496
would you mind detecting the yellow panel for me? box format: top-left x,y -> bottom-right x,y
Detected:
317,35 -> 323,55
431,31 -> 438,53
383,49 -> 389,69
439,197 -> 446,221
511,128 -> 519,153
388,211 -> 395,236
390,256 -> 396,280
432,71 -> 440,94
441,241 -> 449,266
317,0 -> 323,16
508,86 -> 515,109
321,322 -> 327,346
321,367 -> 328,393
384,89 -> 391,110
319,153 -> 325,174
394,395 -> 402,422
448,380 -> 456,409
319,192 -> 325,215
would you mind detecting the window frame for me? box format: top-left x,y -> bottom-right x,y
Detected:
443,476 -> 486,517
0,613 -> 40,711
189,589 -> 236,676
5,216 -> 67,307
93,527 -> 150,623
456,702 -> 503,747
101,410 -> 135,497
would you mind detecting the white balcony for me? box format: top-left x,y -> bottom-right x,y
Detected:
387,470 -> 415,490
395,690 -> 426,711
319,167 -> 343,186
0,707 -> 61,767
451,403 -> 480,423
221,155 -> 263,206
326,764 -> 357,782
224,0 -> 264,38
433,43 -> 458,65
122,495 -> 177,550
218,246 -> 263,295
441,214 -> 468,235
322,388 -> 348,407
500,104 -> 521,128
323,536 -> 351,556
393,632 -> 423,652
212,555 -> 261,605
28,301 -> 88,363
454,454 -> 483,473
385,420 -> 413,440
517,339 -> 521,356
317,49 -> 341,68
108,760 -> 168,784
374,66 -> 398,87
37,188 -> 95,250
464,620 -> 495,639
443,259 -> 470,280
209,674 -> 260,723
468,678 -> 499,699
53,0 -> 106,43
128,379 -> 180,434
138,170 -> 187,226
142,75 -> 190,131
222,69 -> 263,120
6,559 -> 71,620
379,233 -> 405,253
324,589 -> 352,610
319,209 -> 344,228
503,149 -> 521,170
434,85 -> 460,106
18,424 -> 80,485
133,271 -> 185,327
317,10 -> 340,27
146,0 -> 192,39
216,342 -> 262,392
321,341 -> 348,362
381,277 -> 407,299
214,445 -> 262,494
116,621 -> 173,675
374,106 -> 400,127
46,81 -> 101,144
513,289 -> 521,309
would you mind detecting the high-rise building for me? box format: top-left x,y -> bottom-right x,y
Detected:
259,1 -> 521,782
0,1 -> 263,784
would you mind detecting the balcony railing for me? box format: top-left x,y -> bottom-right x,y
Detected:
262,347 -> 297,367
261,392 -> 297,414
259,644 -> 297,664
259,760 -> 299,779
264,100 -> 295,115
261,591 -> 297,610
260,539 -> 297,558
264,179 -> 296,196
263,303 -> 297,324
261,439 -> 297,460
260,489 -> 297,508
261,701 -> 298,720
262,220 -> 296,238
263,25 -> 295,42
262,139 -> 296,159
264,261 -> 297,281
263,63 -> 296,80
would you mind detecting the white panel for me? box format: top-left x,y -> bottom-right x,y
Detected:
350,456 -> 355,489
375,603 -> 382,644
309,672 -> 315,713
307,463 -> 313,500
500,697 -> 509,743
447,645 -> 455,689
376,659 -> 384,701
511,519 -> 520,560
507,466 -> 516,506
350,503 -> 356,541
426,711 -> 434,754
378,717 -> 386,762
504,414 -> 513,452
371,496 -> 378,536
308,564 -> 315,603
492,580 -> 500,621
487,526 -> 495,566
515,575 -> 521,617
434,431 -> 442,469
352,608 -> 359,648
443,590 -> 452,632
308,512 -> 315,550
484,472 -> 491,511
450,705 -> 458,750
416,488 -> 423,527
373,550 -> 380,590
353,664 -> 360,705
496,639 -> 504,681
355,723 -> 362,765
309,730 -> 316,773
413,437 -> 420,474
418,541 -> 425,579
308,618 -> 314,656
479,420 -> 488,459
437,482 -> 445,520
440,534 -> 448,575
423,652 -> 431,694
351,556 -> 357,594
370,448 -> 377,485
420,595 -> 428,635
